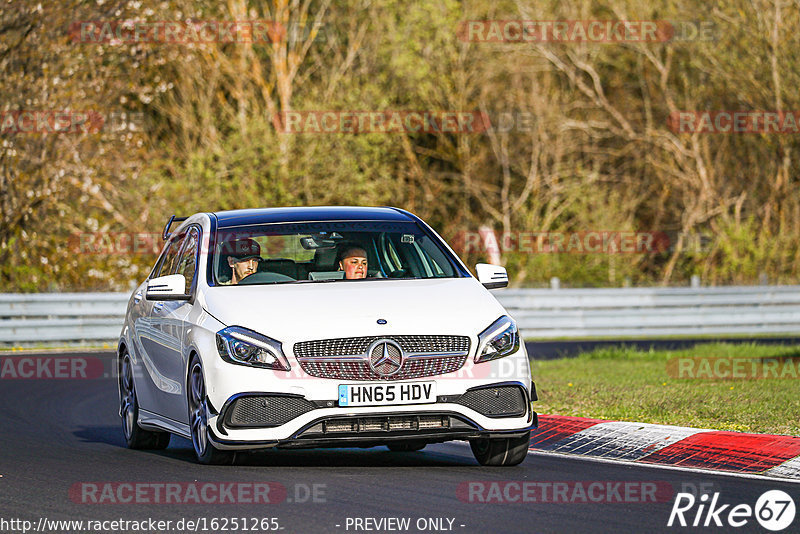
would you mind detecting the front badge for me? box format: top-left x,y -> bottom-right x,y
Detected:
367,339 -> 404,377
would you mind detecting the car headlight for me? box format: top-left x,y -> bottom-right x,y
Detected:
216,326 -> 291,371
475,315 -> 520,363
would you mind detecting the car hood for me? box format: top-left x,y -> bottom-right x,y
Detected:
200,278 -> 507,343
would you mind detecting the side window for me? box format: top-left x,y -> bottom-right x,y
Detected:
380,233 -> 402,272
413,242 -> 435,277
154,233 -> 186,278
176,227 -> 199,286
415,240 -> 449,277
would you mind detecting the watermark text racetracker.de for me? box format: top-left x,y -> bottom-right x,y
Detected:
458,20 -> 717,43
669,111 -> 800,134
457,480 -> 673,503
667,357 -> 800,379
452,230 -> 671,255
0,517 -> 283,533
69,232 -> 163,256
274,111 -> 489,134
0,356 -> 104,380
70,20 -> 325,44
69,481 -> 326,504
0,111 -> 145,135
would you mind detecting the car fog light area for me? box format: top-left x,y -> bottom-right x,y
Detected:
216,326 -> 291,371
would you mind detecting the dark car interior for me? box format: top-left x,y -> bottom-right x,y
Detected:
213,222 -> 460,286
217,234 -> 396,284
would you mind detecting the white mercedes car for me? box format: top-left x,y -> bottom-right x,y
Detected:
118,207 -> 538,465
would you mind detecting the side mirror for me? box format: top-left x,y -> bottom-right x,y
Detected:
476,263 -> 508,289
146,274 -> 190,301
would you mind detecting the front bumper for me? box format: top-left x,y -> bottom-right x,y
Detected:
206,382 -> 537,451
209,410 -> 538,450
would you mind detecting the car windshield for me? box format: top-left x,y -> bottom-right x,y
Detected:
212,220 -> 463,286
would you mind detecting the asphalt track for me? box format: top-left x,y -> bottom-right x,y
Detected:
0,352 -> 797,534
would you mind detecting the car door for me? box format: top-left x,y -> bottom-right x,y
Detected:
169,226 -> 201,424
134,231 -> 188,420
147,226 -> 201,424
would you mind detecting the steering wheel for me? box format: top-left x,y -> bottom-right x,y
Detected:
387,269 -> 407,278
237,271 -> 295,285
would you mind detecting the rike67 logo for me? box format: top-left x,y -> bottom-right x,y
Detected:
668,490 -> 795,531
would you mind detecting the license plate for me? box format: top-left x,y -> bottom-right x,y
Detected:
338,381 -> 436,407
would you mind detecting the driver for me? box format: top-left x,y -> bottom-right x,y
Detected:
221,238 -> 261,285
337,245 -> 368,279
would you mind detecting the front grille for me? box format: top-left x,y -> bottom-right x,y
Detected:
294,335 -> 470,381
294,335 -> 470,358
297,414 -> 477,438
299,354 -> 468,381
225,395 -> 317,428
455,385 -> 528,418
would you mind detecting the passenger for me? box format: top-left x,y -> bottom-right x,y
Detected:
337,245 -> 368,279
221,238 -> 261,285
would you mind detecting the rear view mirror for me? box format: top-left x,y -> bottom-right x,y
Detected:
475,263 -> 508,289
146,274 -> 190,300
300,232 -> 343,250
300,237 -> 335,250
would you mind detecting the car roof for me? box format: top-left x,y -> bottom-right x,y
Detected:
212,206 -> 415,228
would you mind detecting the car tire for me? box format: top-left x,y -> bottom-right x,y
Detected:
188,357 -> 234,465
386,441 -> 427,452
469,431 -> 530,466
119,351 -> 171,450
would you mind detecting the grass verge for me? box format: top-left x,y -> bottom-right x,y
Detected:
530,343 -> 800,436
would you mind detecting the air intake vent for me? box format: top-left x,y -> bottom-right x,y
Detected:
225,395 -> 317,428
455,386 -> 527,418
298,414 -> 477,438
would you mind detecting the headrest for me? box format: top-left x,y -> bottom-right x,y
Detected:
313,247 -> 338,270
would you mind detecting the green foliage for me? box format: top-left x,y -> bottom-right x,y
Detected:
3,0 -> 800,290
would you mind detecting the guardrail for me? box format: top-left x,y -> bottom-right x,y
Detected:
0,293 -> 129,345
498,285 -> 800,338
1,286 -> 799,346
